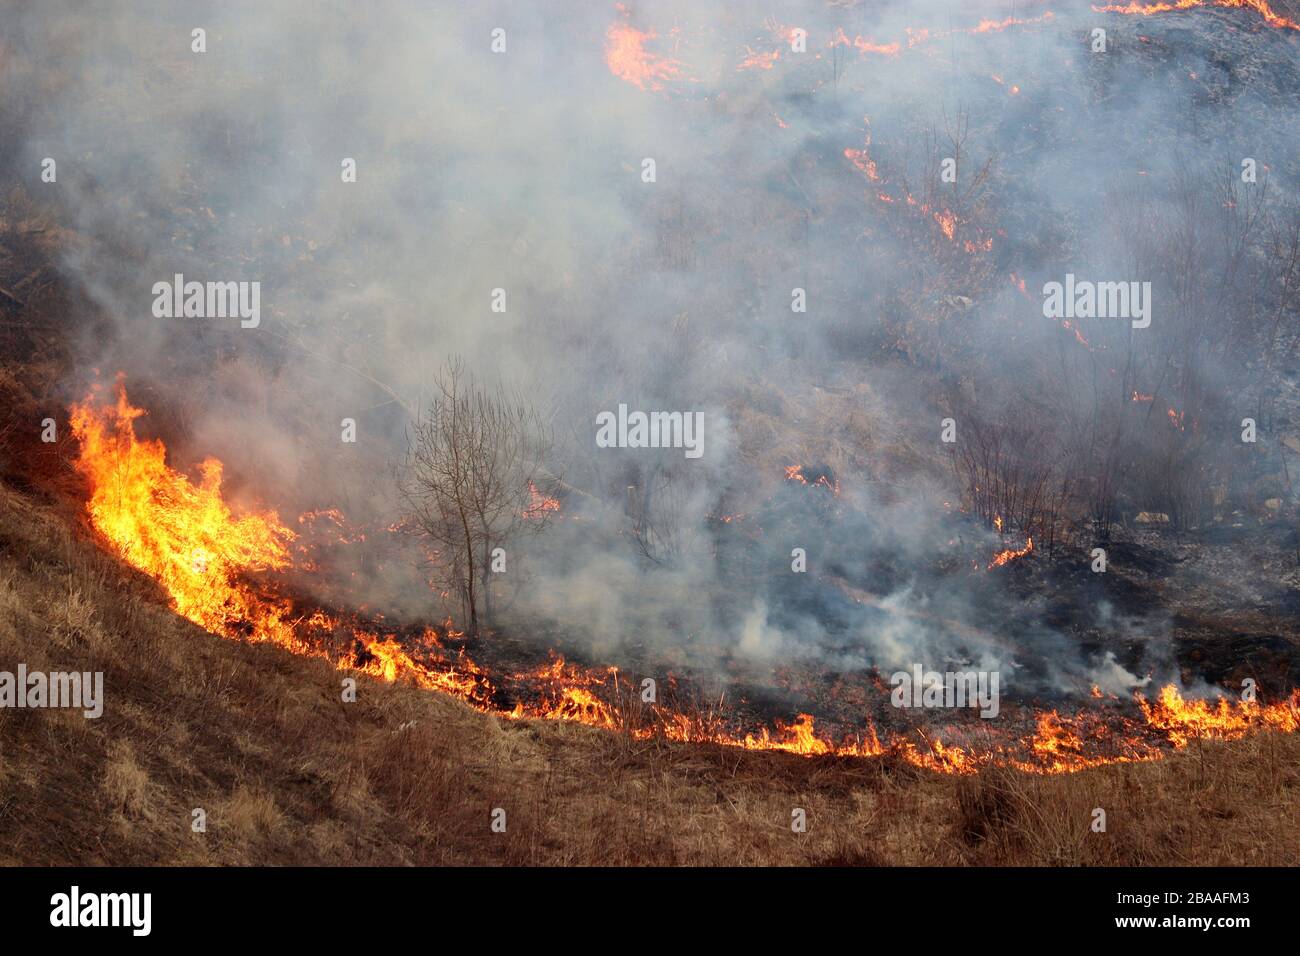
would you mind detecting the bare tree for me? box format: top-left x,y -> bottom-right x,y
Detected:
627,460 -> 704,565
398,358 -> 555,633
949,412 -> 1067,548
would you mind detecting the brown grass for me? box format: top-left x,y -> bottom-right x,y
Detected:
0,480 -> 1297,865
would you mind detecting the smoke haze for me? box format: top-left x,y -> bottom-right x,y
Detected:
5,0 -> 1298,704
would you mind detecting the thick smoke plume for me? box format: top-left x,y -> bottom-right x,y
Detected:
5,0 -> 1298,704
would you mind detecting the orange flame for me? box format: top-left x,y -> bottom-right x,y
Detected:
826,11 -> 1054,64
988,537 -> 1034,569
1061,320 -> 1093,349
845,127 -> 987,254
1093,0 -> 1299,30
70,380 -> 302,650
523,480 -> 560,519
843,147 -> 881,182
969,13 -> 1056,34
785,464 -> 840,496
605,15 -> 684,91
829,27 -> 900,57
1140,684 -> 1300,747
68,383 -> 1300,778
738,47 -> 780,71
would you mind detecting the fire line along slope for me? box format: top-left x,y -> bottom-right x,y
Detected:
0,0 -> 1298,867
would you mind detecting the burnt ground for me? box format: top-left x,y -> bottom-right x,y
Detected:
476,507 -> 1300,748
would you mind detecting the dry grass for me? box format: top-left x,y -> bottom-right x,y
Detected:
0,480 -> 1297,865
102,739 -> 151,819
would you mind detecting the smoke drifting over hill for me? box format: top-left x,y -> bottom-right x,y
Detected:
5,0 -> 1298,706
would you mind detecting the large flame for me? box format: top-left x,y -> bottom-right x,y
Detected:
604,12 -> 683,92
70,380 -> 303,651
68,382 -> 1300,776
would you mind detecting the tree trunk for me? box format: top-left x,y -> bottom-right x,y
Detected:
458,503 -> 477,633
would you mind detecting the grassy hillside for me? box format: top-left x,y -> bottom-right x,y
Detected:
0,480 -> 1297,866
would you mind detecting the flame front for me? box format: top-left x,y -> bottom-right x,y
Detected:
1140,684 -> 1300,747
1093,0 -> 1299,30
68,383 -> 1300,777
70,380 -> 302,650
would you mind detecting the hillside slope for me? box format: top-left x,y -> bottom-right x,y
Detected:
1,481 -> 1297,866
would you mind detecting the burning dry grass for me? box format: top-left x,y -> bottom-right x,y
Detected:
1,479 -> 1297,865
28,379 -> 1300,783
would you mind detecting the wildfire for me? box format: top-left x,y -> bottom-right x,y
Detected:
785,464 -> 840,495
845,125 -> 988,254
969,12 -> 1056,34
514,653 -> 613,687
70,380 -> 303,651
744,713 -> 834,755
828,27 -> 900,57
1092,0 -> 1299,30
1019,711 -> 1090,773
67,383 -> 1300,779
621,0 -> 1292,93
854,38 -> 902,57
844,149 -> 881,181
523,480 -> 561,519
1140,684 -> 1300,747
988,537 -> 1034,569
298,507 -> 367,546
539,686 -> 621,729
738,47 -> 780,71
934,208 -> 958,241
346,631 -> 496,707
604,13 -> 684,92
1061,320 -> 1093,349
989,74 -> 1022,95
824,11 -> 1054,65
